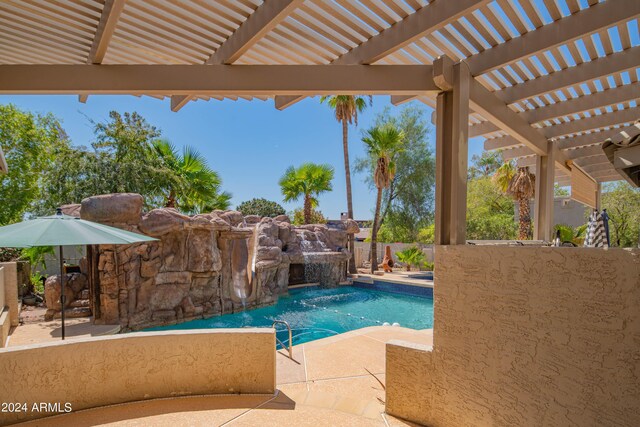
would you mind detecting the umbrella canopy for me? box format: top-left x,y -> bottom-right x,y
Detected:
584,210 -> 607,248
0,208 -> 156,340
0,210 -> 157,248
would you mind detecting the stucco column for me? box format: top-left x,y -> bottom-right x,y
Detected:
534,145 -> 555,241
434,56 -> 470,245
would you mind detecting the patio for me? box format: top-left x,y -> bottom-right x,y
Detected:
14,326 -> 431,426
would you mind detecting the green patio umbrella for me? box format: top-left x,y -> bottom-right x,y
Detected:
0,208 -> 157,339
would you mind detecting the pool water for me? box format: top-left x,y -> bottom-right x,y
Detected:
144,286 -> 434,347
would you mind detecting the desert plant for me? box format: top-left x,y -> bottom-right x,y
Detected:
362,124 -> 406,273
237,198 -> 285,218
421,260 -> 434,271
292,208 -> 327,225
152,139 -> 231,212
279,163 -> 334,224
495,164 -> 535,240
554,223 -> 588,246
395,246 -> 425,271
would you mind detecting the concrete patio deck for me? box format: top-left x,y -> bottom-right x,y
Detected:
15,326 -> 432,426
7,317 -> 120,347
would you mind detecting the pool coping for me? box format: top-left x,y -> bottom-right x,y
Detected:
352,274 -> 434,288
351,275 -> 434,299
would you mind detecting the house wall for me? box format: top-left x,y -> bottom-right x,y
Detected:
386,246 -> 640,427
515,197 -> 589,229
0,267 -> 8,348
0,263 -> 19,329
0,329 -> 276,425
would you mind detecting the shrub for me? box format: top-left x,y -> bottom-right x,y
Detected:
292,208 -> 327,225
237,198 -> 286,218
395,246 -> 425,271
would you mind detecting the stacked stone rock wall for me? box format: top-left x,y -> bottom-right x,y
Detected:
72,193 -> 358,330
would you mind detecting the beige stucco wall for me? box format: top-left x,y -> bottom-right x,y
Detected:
0,263 -> 18,327
0,329 -> 275,426
386,246 -> 640,427
0,267 -> 6,347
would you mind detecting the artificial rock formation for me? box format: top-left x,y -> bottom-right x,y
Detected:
76,193 -> 358,330
44,272 -> 90,320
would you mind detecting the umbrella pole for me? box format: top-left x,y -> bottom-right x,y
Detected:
59,245 -> 65,340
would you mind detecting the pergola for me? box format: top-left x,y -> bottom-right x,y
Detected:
0,0 -> 638,242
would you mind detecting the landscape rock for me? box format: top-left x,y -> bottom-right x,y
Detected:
274,215 -> 291,223
139,208 -> 189,237
76,192 -> 352,331
60,204 -> 81,218
81,193 -> 143,224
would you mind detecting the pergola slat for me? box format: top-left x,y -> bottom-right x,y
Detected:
497,46 -> 640,104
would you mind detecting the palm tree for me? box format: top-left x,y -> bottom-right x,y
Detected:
279,163 -> 334,224
492,160 -> 516,193
320,95 -> 372,273
362,124 -> 405,273
152,139 -> 231,212
494,162 -> 535,240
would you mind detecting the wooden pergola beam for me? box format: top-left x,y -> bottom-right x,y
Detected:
544,108 -> 638,139
275,0 -> 490,109
563,144 -> 604,160
88,0 -> 125,64
390,95 -> 417,106
468,73 -> 548,155
521,83 -> 640,124
497,46 -> 640,104
469,121 -> 500,137
483,136 -> 520,151
556,125 -> 638,150
81,0 -> 126,103
0,64 -> 437,95
173,0 -> 303,111
466,0 -> 638,76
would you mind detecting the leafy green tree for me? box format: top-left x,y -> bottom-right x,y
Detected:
292,208 -> 327,225
38,111 -> 169,213
152,139 -> 231,212
355,106 -> 435,243
468,150 -> 503,179
417,224 -> 435,244
362,124 -> 406,273
0,104 -> 68,224
466,177 -> 517,240
237,198 -> 286,217
602,182 -> 640,247
554,184 -> 570,197
279,163 -> 334,224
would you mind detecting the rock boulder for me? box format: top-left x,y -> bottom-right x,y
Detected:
81,193 -> 143,224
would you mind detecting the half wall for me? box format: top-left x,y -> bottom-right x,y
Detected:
387,246 -> 640,426
0,329 -> 275,425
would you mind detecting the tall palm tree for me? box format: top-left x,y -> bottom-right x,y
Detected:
492,160 -> 516,193
152,139 -> 231,212
320,95 -> 372,273
494,163 -> 535,240
362,124 -> 405,273
279,163 -> 334,224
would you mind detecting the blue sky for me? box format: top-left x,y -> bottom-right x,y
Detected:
0,95 -> 485,219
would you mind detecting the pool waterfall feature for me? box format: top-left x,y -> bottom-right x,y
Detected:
68,193 -> 359,330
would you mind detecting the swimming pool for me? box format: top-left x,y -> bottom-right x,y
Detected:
144,285 -> 434,347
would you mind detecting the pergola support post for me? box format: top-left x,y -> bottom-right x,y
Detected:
434,59 -> 470,245
596,183 -> 602,211
534,146 -> 555,242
